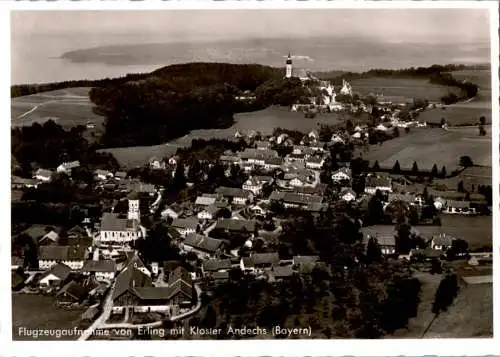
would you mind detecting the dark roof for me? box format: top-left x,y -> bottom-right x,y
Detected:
248,253 -> 280,267
168,266 -> 192,286
215,186 -> 252,199
40,263 -> 72,281
269,191 -> 323,205
82,260 -> 116,273
293,255 -> 319,265
445,200 -> 471,209
264,157 -> 283,166
432,234 -> 453,246
271,265 -> 294,278
184,233 -> 225,253
115,171 -> 127,179
240,148 -> 278,160
22,225 -> 54,240
212,271 -> 230,280
100,212 -> 134,232
215,219 -> 256,232
172,218 -> 199,230
66,225 -> 87,237
112,265 -> 152,300
56,281 -> 90,301
202,259 -> 232,272
39,246 -> 87,261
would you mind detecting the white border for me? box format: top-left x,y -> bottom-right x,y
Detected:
1,1 -> 499,356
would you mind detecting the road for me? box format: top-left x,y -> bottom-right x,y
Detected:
78,282 -> 115,341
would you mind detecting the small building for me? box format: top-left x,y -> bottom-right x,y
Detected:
197,205 -> 221,221
195,196 -> 217,207
364,176 -> 393,195
213,219 -> 257,237
201,259 -> 232,277
38,230 -> 60,246
82,260 -> 117,282
270,265 -> 294,282
56,161 -> 80,175
242,177 -> 263,196
305,156 -> 325,170
38,246 -> 87,270
33,168 -> 53,182
339,188 -> 356,202
331,167 -> 352,182
114,171 -> 128,180
215,187 -> 253,205
56,280 -> 92,305
38,263 -> 72,287
431,233 -> 454,251
161,207 -> 180,220
240,253 -> 280,274
443,200 -> 476,215
149,157 -> 166,170
183,233 -> 226,259
95,169 -> 112,181
171,218 -> 200,237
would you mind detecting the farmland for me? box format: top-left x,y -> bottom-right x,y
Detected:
364,127 -> 491,171
12,293 -> 86,341
351,77 -> 456,102
11,87 -> 105,141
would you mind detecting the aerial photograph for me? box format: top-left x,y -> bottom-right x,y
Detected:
10,7 -> 493,340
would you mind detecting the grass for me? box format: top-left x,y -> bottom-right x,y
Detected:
11,87 -> 106,144
416,104 -> 491,126
12,293 -> 87,341
351,77 -> 455,102
363,127 -> 491,171
437,165 -> 492,191
98,144 -> 179,169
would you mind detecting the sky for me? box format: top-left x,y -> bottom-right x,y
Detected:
11,9 -> 490,44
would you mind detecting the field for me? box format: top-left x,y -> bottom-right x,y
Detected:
351,77 -> 456,102
12,293 -> 86,341
437,165 -> 492,191
364,127 -> 491,171
11,87 -> 105,132
98,143 -> 179,169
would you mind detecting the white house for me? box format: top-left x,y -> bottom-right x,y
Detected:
33,168 -> 53,182
161,207 -> 180,220
330,134 -> 345,144
305,156 -> 325,170
430,233 -> 454,251
38,263 -> 72,287
197,205 -> 221,221
364,176 -> 393,194
168,156 -> 178,166
56,160 -> 80,175
95,169 -> 112,181
98,212 -> 142,244
82,260 -> 116,282
308,130 -> 319,141
339,188 -> 356,202
38,246 -> 87,270
242,177 -> 263,195
171,218 -> 200,237
331,167 -> 352,182
149,157 -> 166,170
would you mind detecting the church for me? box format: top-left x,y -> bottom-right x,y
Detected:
284,52 -> 311,82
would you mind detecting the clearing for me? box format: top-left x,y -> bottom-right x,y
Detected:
364,127 -> 491,171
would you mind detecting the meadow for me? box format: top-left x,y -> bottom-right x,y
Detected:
11,87 -> 105,129
351,77 -> 455,102
364,127 -> 491,171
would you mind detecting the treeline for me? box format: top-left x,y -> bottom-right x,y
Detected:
88,63 -> 287,148
319,64 -> 481,105
11,120 -> 120,174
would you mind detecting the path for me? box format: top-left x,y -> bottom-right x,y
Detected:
78,282 -> 115,341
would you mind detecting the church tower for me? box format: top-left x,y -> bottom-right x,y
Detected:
285,52 -> 293,79
128,198 -> 140,222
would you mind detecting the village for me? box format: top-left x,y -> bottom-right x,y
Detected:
11,54 -> 493,340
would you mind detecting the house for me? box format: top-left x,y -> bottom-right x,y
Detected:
330,134 -> 345,144
308,130 -> 319,141
264,157 -> 283,170
443,200 -> 476,215
211,271 -> 230,285
361,227 -> 398,255
431,233 -> 454,251
201,259 -> 232,277
285,152 -> 306,164
161,207 -> 180,220
197,205 -> 221,220
66,225 -> 88,239
339,188 -> 356,202
195,196 -> 217,206
33,168 -> 53,182
56,160 -> 80,175
56,280 -> 93,305
168,156 -> 179,166
240,253 -> 280,273
38,230 -> 60,246
305,156 -> 325,170
11,176 -> 39,189
95,169 -> 112,181
114,171 -> 128,180
215,187 -> 253,205
364,176 -> 393,194
331,167 -> 352,182
183,233 -> 226,259
112,264 -> 194,315
82,260 -> 117,282
38,263 -> 72,287
171,218 -> 200,237
98,212 -> 143,244
255,141 -> 271,150
213,219 -> 257,236
269,191 -> 323,209
38,245 -> 87,270
242,177 -> 263,195
149,157 -> 166,170
270,265 -> 294,281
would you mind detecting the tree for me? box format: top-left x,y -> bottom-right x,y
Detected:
440,166 -> 447,178
411,161 -> 419,175
478,125 -> 486,136
440,117 -> 447,127
372,160 -> 380,171
457,180 -> 465,193
174,163 -> 186,188
459,156 -> 473,168
366,236 -> 383,263
346,119 -> 354,133
392,160 -> 401,174
396,224 -> 412,254
446,239 -> 469,260
393,127 -> 400,138
479,116 -> 486,125
432,274 -> 459,315
430,164 -> 438,178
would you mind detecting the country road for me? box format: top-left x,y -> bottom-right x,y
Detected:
78,282 -> 115,341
